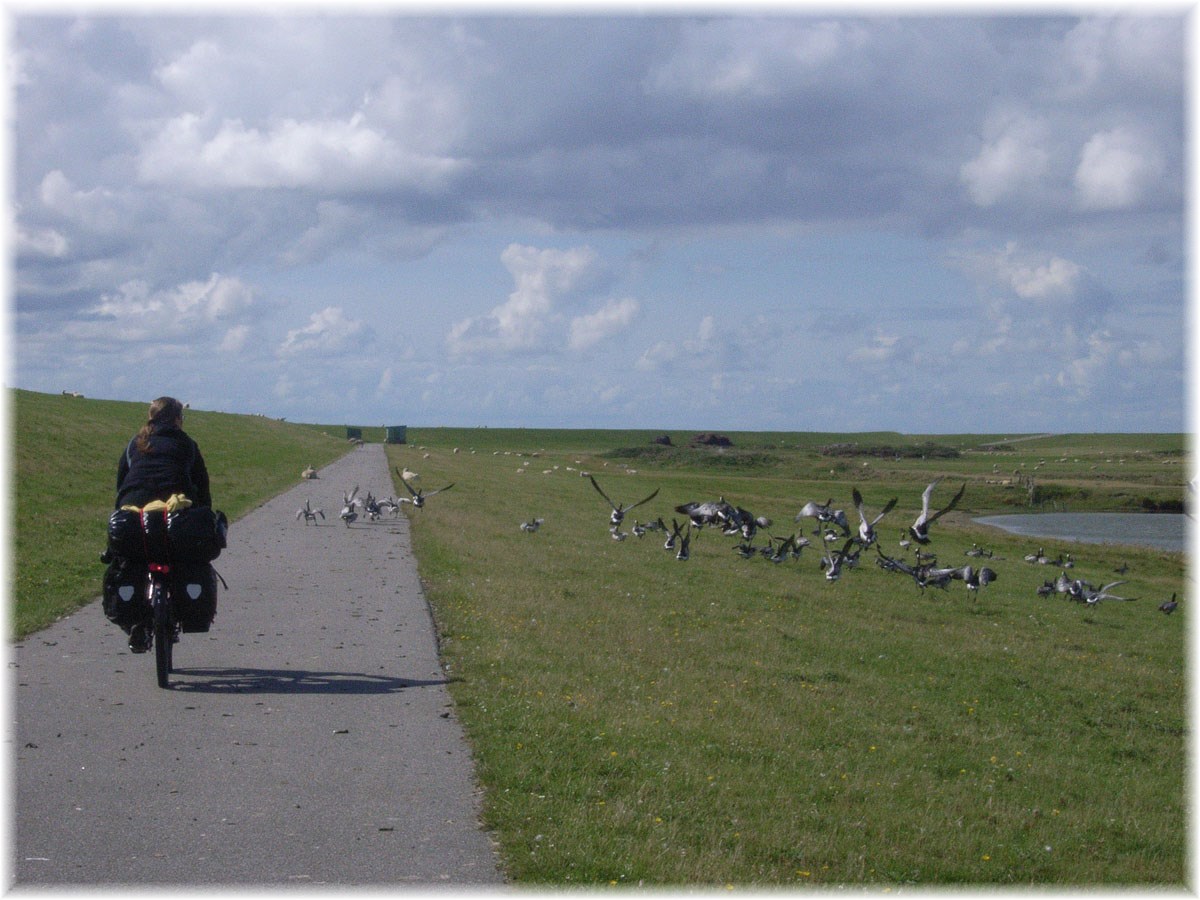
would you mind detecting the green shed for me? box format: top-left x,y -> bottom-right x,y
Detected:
346,427 -> 363,440
386,426 -> 408,444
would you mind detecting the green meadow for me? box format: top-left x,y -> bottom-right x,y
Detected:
11,391 -> 1188,885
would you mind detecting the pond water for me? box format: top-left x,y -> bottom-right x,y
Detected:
973,512 -> 1187,553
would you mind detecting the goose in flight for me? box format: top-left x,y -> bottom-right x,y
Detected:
821,538 -> 858,582
675,498 -> 731,529
852,488 -> 896,548
520,517 -> 545,533
295,498 -> 325,525
955,564 -> 997,598
590,475 -> 659,527
396,468 -> 454,509
675,523 -> 692,560
1080,580 -> 1136,607
795,499 -> 850,536
663,518 -> 687,552
908,479 -> 966,544
339,486 -> 361,526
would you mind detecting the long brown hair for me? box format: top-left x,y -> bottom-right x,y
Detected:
134,396 -> 184,453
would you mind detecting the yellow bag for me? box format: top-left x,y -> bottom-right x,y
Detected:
121,493 -> 193,514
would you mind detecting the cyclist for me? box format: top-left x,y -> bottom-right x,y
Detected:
116,396 -> 211,511
113,396 -> 212,651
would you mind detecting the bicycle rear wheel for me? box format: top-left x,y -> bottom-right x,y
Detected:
151,581 -> 172,688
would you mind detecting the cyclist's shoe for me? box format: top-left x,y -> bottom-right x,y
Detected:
128,622 -> 152,654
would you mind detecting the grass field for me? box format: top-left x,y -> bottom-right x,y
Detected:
384,427 -> 1187,886
10,392 -> 1189,885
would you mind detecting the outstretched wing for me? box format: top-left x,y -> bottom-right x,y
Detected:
589,475 -> 618,511
872,497 -> 898,526
397,470 -> 420,498
928,483 -> 966,524
626,487 -> 660,512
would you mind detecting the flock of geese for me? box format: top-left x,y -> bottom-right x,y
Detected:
294,458 -> 1179,616
558,473 -> 1178,614
294,468 -> 454,526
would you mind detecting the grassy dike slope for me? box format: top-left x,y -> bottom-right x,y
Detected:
10,389 -> 351,637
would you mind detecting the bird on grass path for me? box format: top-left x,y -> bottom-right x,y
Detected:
295,499 -> 325,524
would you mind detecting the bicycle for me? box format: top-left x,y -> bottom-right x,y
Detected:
147,560 -> 179,688
103,502 -> 227,689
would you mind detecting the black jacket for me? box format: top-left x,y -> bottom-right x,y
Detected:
115,425 -> 212,509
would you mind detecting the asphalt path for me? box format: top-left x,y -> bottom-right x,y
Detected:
12,443 -> 505,888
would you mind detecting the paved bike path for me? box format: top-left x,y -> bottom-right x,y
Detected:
12,443 -> 505,887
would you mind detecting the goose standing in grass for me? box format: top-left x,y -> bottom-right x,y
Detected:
396,469 -> 454,509
295,499 -> 325,524
1159,593 -> 1179,614
520,517 -> 545,533
852,487 -> 896,548
908,478 -> 966,545
589,475 -> 659,527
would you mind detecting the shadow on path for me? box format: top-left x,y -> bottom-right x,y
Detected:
166,666 -> 453,695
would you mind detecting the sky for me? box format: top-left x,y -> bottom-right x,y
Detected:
7,6 -> 1191,433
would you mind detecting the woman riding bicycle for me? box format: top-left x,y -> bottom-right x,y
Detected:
112,396 -> 213,652
116,396 -> 211,511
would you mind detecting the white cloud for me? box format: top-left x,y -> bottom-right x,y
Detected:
16,224 -> 68,258
447,244 -> 601,357
848,332 -> 902,364
568,298 -> 639,351
90,273 -> 257,340
1074,126 -> 1162,210
1056,330 -> 1115,392
278,306 -> 365,356
219,324 -> 251,354
137,113 -> 466,191
636,315 -> 717,372
39,170 -> 122,231
960,111 -> 1050,207
958,242 -> 1082,303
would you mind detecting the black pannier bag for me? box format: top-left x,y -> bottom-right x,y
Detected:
167,507 -> 228,562
170,561 -> 219,632
102,556 -> 149,632
107,509 -> 146,560
107,506 -> 228,562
